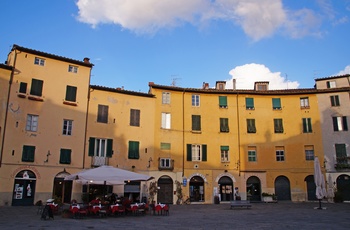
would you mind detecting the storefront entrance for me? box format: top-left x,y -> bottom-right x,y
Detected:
157,176 -> 173,204
189,176 -> 204,202
12,170 -> 36,206
53,171 -> 72,204
218,176 -> 233,201
246,176 -> 261,201
336,174 -> 350,201
305,175 -> 317,201
275,176 -> 291,200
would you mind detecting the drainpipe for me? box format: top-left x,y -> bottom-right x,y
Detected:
182,89 -> 185,177
0,49 -> 18,167
236,93 -> 241,176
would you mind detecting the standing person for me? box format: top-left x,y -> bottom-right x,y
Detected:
234,187 -> 241,200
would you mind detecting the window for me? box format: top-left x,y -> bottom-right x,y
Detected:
65,85 -> 77,102
257,85 -> 267,91
272,98 -> 281,110
305,145 -> 314,161
247,119 -> 256,133
274,119 -> 284,133
300,97 -> 309,108
130,109 -> 140,126
220,118 -> 229,132
19,82 -> 27,94
276,147 -> 285,161
161,113 -> 171,129
187,144 -> 207,162
22,145 -> 35,162
335,144 -> 347,164
60,148 -> 71,164
246,98 -> 254,110
62,119 -> 73,135
97,105 -> 108,123
160,158 -> 172,168
34,57 -> 45,66
30,78 -> 43,97
68,65 -> 78,73
128,141 -> 140,159
192,115 -> 201,131
219,96 -> 227,108
330,95 -> 340,106
221,146 -> 229,162
302,118 -> 312,133
88,137 -> 113,157
192,94 -> 200,106
162,92 -> 171,104
248,147 -> 257,162
327,81 -> 336,88
160,142 -> 171,150
26,114 -> 38,132
332,116 -> 348,131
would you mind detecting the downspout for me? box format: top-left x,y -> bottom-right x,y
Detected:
236,92 -> 241,176
182,89 -> 185,177
82,68 -> 93,169
0,50 -> 18,167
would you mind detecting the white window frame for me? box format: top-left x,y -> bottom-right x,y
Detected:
192,95 -> 200,107
221,150 -> 229,162
63,119 -> 73,135
305,149 -> 314,161
161,113 -> 171,129
34,57 -> 45,66
327,81 -> 336,88
68,65 -> 78,73
162,92 -> 171,104
300,97 -> 309,108
334,116 -> 347,131
26,114 -> 38,132
276,150 -> 285,161
160,158 -> 172,168
94,138 -> 107,157
248,150 -> 257,162
192,144 -> 201,161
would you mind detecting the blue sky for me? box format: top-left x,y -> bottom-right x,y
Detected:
1,0 -> 349,92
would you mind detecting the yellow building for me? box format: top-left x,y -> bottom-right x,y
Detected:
0,45 -> 93,206
149,81 -> 324,203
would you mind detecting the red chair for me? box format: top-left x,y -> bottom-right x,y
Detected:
163,204 -> 169,216
154,205 -> 162,215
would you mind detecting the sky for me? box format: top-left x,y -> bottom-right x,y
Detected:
1,0 -> 350,92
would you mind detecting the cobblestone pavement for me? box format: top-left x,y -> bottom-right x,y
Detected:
0,201 -> 349,230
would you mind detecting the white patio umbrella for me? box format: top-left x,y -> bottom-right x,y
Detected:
64,165 -> 153,183
314,156 -> 327,209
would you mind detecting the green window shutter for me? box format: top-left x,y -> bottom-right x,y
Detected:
30,79 -> 43,96
246,98 -> 254,109
160,143 -> 171,150
335,144 -> 347,164
202,145 -> 207,161
220,146 -> 229,151
65,85 -> 77,102
60,149 -> 71,164
219,96 -> 227,107
272,98 -> 281,109
22,145 -> 35,162
187,144 -> 192,161
106,139 -> 113,157
19,82 -> 27,94
128,141 -> 140,159
88,137 -> 95,156
343,116 -> 348,131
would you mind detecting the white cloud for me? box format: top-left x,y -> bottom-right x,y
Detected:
337,65 -> 350,75
75,0 -> 326,40
226,63 -> 299,90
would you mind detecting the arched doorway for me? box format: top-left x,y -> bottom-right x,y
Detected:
305,175 -> 317,201
53,171 -> 72,204
189,176 -> 204,202
218,176 -> 233,201
275,176 -> 291,200
157,176 -> 173,204
12,170 -> 36,206
246,176 -> 261,201
336,174 -> 350,201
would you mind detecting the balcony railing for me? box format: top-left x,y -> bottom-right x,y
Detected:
335,156 -> 350,170
91,156 -> 109,167
158,159 -> 174,171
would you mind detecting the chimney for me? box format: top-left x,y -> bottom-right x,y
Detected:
83,57 -> 90,64
215,81 -> 226,90
232,79 -> 236,90
202,82 -> 209,89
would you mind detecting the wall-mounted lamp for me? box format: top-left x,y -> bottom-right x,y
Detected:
147,157 -> 153,168
44,150 -> 51,163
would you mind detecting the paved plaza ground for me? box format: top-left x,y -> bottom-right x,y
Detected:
0,201 -> 349,229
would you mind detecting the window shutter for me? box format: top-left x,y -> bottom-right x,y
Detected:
332,117 -> 339,131
343,116 -> 348,131
88,137 -> 95,156
202,145 -> 207,161
22,145 -> 35,162
326,81 -> 330,88
272,98 -> 281,109
246,98 -> 254,108
30,79 -> 43,96
60,149 -> 71,164
128,141 -> 139,159
19,82 -> 27,94
221,146 -> 229,151
187,144 -> 192,161
65,86 -> 77,102
219,96 -> 227,107
106,139 -> 113,157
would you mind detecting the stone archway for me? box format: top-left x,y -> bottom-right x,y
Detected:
305,175 -> 317,201
157,176 -> 173,204
12,170 -> 36,206
189,176 -> 205,202
53,171 -> 72,204
336,174 -> 350,201
218,176 -> 233,201
275,176 -> 291,200
246,176 -> 261,201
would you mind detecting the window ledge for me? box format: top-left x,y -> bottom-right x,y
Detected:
63,101 -> 78,106
300,106 -> 310,109
246,107 -> 255,110
17,93 -> 26,98
191,131 -> 202,134
28,95 -> 44,101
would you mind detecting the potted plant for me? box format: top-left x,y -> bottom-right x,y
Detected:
262,192 -> 277,202
148,181 -> 158,204
175,180 -> 183,205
